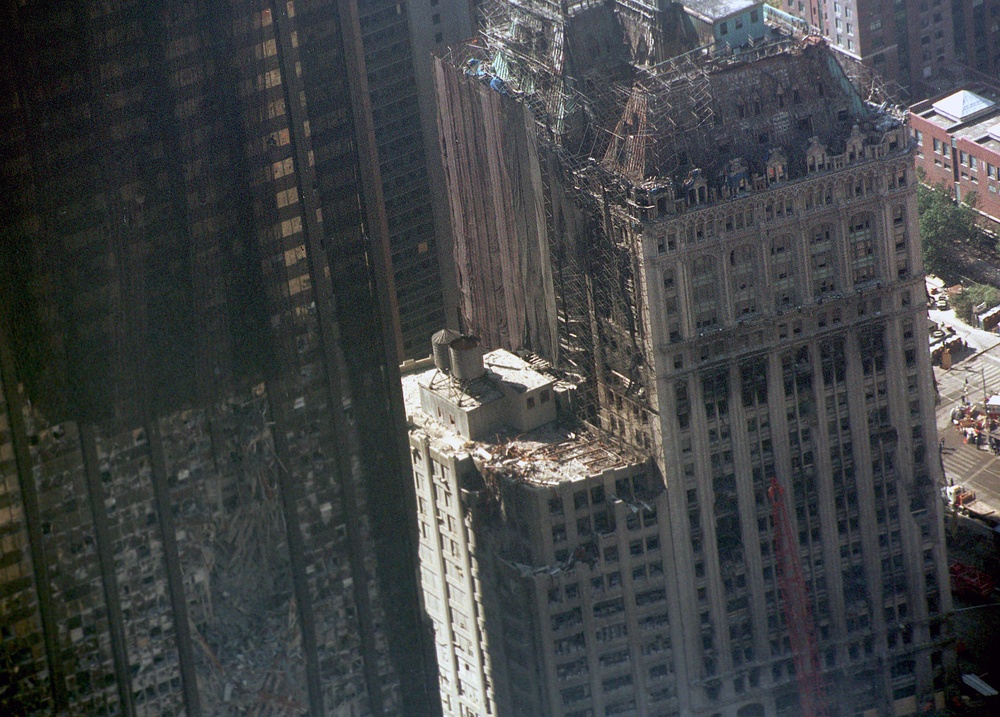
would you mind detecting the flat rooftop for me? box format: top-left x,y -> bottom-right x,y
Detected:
402,354 -> 642,486
411,348 -> 555,414
683,0 -> 759,22
913,86 -> 1000,150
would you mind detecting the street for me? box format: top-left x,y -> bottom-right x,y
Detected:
931,307 -> 1000,518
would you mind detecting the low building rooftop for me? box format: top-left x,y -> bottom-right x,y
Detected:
931,89 -> 995,124
912,85 -> 1000,151
403,352 -> 642,485
683,0 -> 759,23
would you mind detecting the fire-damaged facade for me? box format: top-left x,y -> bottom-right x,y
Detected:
430,2 -> 954,716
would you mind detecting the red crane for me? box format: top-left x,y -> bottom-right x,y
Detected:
768,477 -> 830,717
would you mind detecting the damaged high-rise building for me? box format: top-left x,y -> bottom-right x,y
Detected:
404,344 -> 671,717
0,1 -> 437,716
427,2 -> 956,716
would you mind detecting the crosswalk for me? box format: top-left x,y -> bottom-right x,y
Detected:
936,353 -> 1000,406
942,444 -> 991,483
939,439 -> 1000,514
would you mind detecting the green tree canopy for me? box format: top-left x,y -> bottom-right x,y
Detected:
952,282 -> 1000,324
917,183 -> 991,275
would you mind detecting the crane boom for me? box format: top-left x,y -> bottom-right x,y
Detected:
768,477 -> 829,717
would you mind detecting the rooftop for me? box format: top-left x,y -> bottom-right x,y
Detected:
683,0 -> 760,22
474,425 -> 643,487
912,85 -> 1000,151
931,90 -> 995,124
403,353 -> 642,486
412,349 -> 555,414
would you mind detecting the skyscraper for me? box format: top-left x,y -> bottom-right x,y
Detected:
404,346 -> 673,717
430,3 -> 955,715
0,1 -> 434,715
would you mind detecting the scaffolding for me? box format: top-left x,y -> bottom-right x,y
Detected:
440,0 -> 846,460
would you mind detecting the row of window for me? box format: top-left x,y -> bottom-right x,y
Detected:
719,10 -> 759,36
921,131 -> 1000,180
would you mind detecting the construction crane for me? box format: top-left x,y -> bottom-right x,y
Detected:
768,477 -> 830,717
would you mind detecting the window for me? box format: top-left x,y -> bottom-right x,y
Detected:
933,137 -> 941,153
275,187 -> 299,208
720,21 -> 728,35
849,214 -> 877,285
432,13 -> 440,24
751,9 -> 758,22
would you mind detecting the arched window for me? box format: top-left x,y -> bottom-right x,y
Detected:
771,235 -> 795,308
809,224 -> 836,298
849,212 -> 878,286
691,255 -> 718,330
664,267 -> 681,342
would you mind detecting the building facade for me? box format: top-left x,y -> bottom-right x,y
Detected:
433,4 -> 955,715
910,85 -> 1000,225
405,347 -> 683,717
777,0 -> 956,97
951,0 -> 1000,82
406,0 -> 478,339
0,1 -> 435,715
360,0 -> 453,359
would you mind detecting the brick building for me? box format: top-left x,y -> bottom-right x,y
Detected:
951,0 -> 1000,83
777,0 -> 956,97
910,85 -> 1000,225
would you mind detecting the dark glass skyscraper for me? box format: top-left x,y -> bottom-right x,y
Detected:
0,1 -> 435,715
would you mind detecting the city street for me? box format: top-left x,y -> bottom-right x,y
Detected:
931,307 -> 1000,517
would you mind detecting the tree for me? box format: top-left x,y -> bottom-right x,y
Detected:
917,183 -> 991,275
952,282 -> 1000,324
